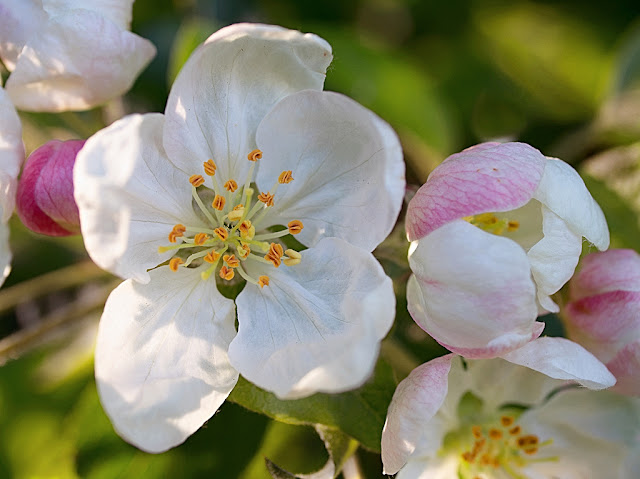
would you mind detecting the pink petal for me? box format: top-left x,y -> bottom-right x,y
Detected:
406,142 -> 546,241
607,341 -> 640,396
570,249 -> 640,300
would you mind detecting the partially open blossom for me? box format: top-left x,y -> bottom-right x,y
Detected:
74,24 -> 404,452
0,0 -> 156,112
16,139 -> 83,236
382,355 -> 636,479
406,142 -> 609,358
0,85 -> 25,285
565,249 -> 640,396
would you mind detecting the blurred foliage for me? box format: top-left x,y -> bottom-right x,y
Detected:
4,0 -> 640,477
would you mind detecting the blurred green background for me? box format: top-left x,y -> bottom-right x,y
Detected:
2,0 -> 640,477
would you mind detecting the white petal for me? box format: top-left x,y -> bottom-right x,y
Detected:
533,158 -> 609,250
381,355 -> 457,475
254,90 -> 405,251
0,86 -> 24,220
163,23 -> 332,182
0,0 -> 47,71
75,114 -> 203,283
519,388 -> 640,478
395,456 -> 460,479
42,0 -> 134,29
228,237 -> 394,399
0,220 -> 11,287
528,206 -> 583,312
407,220 -> 541,358
95,266 -> 238,453
5,9 -> 155,112
501,337 -> 616,390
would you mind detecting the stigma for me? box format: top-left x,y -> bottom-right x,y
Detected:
158,149 -> 305,288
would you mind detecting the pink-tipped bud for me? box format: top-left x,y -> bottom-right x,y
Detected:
16,139 -> 85,236
564,249 -> 640,396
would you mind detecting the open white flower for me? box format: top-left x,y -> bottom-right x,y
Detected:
382,355 -> 639,479
0,0 -> 155,111
74,24 -> 405,453
0,85 -> 25,285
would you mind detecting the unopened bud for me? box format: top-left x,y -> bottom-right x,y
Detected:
16,139 -> 85,236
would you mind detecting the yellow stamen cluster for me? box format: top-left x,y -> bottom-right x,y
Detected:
463,213 -> 519,236
159,149 -> 305,287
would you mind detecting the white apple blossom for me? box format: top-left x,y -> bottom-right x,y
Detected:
0,85 -> 25,285
74,24 -> 405,453
382,355 -> 639,479
405,142 -> 609,358
0,0 -> 156,112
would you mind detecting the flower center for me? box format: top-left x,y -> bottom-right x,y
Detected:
463,213 -> 520,236
444,412 -> 557,479
157,149 -> 303,288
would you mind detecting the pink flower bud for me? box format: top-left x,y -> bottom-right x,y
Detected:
16,139 -> 85,236
564,249 -> 640,396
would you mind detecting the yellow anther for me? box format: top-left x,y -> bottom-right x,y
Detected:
192,233 -> 208,245
212,195 -> 226,211
265,242 -> 284,267
228,207 -> 244,222
258,191 -> 274,207
169,257 -> 183,272
508,220 -> 520,232
224,179 -> 238,192
214,227 -> 229,241
278,170 -> 294,184
189,174 -> 205,187
239,220 -> 255,240
258,275 -> 270,288
203,159 -> 217,176
204,250 -> 221,263
168,224 -> 186,243
472,426 -> 483,439
233,204 -> 244,211
288,220 -> 303,235
219,265 -> 235,281
283,249 -> 301,266
237,243 -> 251,259
248,149 -> 262,162
223,254 -> 240,268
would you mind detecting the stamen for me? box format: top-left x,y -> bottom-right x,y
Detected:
219,265 -> 235,281
194,233 -> 209,245
508,220 -> 520,232
212,194 -> 226,211
237,243 -> 251,259
278,170 -> 294,184
239,220 -> 255,240
501,416 -> 515,427
259,275 -> 269,288
224,179 -> 238,192
168,224 -> 186,242
288,220 -> 303,235
258,191 -> 274,207
203,159 -> 217,176
189,174 -> 205,187
204,250 -> 221,263
248,149 -> 262,162
228,207 -> 244,222
223,254 -> 240,268
264,243 -> 284,267
283,249 -> 301,266
169,257 -> 183,272
214,227 -> 229,241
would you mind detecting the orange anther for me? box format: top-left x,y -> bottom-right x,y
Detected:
278,170 -> 293,184
509,425 -> 522,436
501,416 -> 514,427
224,179 -> 238,192
214,227 -> 228,241
288,220 -> 303,234
168,224 -> 186,243
189,174 -> 205,187
212,194 -> 226,211
258,191 -> 274,207
237,243 -> 251,259
239,220 -> 252,234
194,233 -> 209,245
488,429 -> 502,440
472,426 -> 483,439
248,149 -> 262,161
219,265 -> 235,281
265,242 -> 284,267
169,257 -> 183,272
203,159 -> 217,176
223,254 -> 240,268
204,250 -> 221,263
233,204 -> 244,211
258,275 -> 270,288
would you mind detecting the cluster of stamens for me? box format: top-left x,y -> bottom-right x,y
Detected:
460,415 -> 555,478
463,212 -> 519,236
158,149 -> 304,288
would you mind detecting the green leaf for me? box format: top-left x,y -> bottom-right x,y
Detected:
612,22 -> 640,95
229,359 -> 397,452
168,18 -> 219,84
